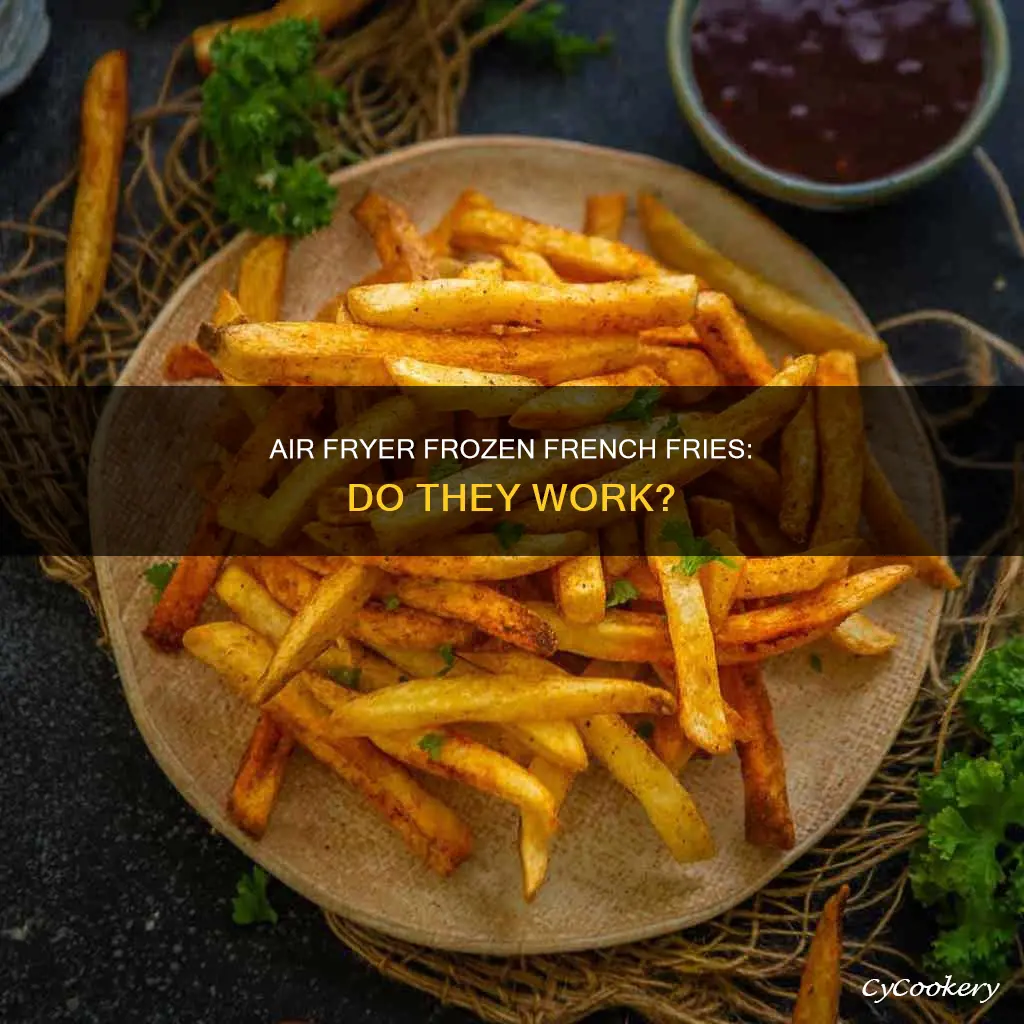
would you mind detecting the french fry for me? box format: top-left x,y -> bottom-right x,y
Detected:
638,193 -> 884,360
717,565 -> 913,646
499,245 -> 562,284
810,351 -> 864,546
349,604 -> 477,651
740,545 -> 857,600
387,357 -> 544,416
351,189 -> 439,281
792,885 -> 850,1024
164,343 -> 221,381
510,367 -> 669,431
828,613 -> 899,655
459,258 -> 504,281
583,193 -> 628,240
778,394 -> 818,545
698,530 -> 747,632
243,554 -> 318,611
392,578 -> 558,655
635,345 -> 721,395
256,562 -> 379,702
183,622 -> 472,875
719,664 -> 795,849
520,755 -> 574,900
237,236 -> 289,323
303,522 -> 379,555
693,290 -> 776,386
351,544 -> 587,580
348,277 -> 698,333
143,553 -> 226,652
717,454 -> 782,516
425,188 -> 494,255
734,501 -> 800,556
65,50 -> 128,344
601,518 -> 643,579
322,674 -> 674,737
453,206 -> 663,280
578,714 -> 714,862
689,496 -> 737,540
228,713 -> 295,837
717,626 -> 838,665
198,319 -> 641,387
552,542 -> 606,625
861,452 -> 960,590
193,0 -> 374,75
528,602 -> 673,662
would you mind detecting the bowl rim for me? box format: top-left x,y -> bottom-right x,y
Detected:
667,0 -> 1011,204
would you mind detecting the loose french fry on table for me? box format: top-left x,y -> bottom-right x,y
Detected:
637,192 -> 885,360
583,192 -> 628,239
65,49 -> 128,344
792,885 -> 850,1024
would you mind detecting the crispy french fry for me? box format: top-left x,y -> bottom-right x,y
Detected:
717,454 -> 782,516
164,343 -> 221,380
583,193 -> 628,240
509,367 -> 669,430
828,613 -> 899,655
351,189 -> 439,281
303,522 -> 379,556
193,0 -> 374,75
256,562 -> 379,702
717,565 -> 913,646
578,714 -> 714,862
387,357 -> 544,415
778,393 -> 818,545
635,345 -> 721,396
792,885 -> 850,1024
143,553 -> 226,652
698,530 -> 747,632
810,351 -> 864,546
237,236 -> 289,322
348,277 -> 698,333
719,664 -> 795,849
322,674 -> 674,737
601,518 -> 643,579
740,546 -> 856,600
199,319 -> 640,387
734,501 -> 800,556
392,578 -> 557,655
638,193 -> 884,360
689,496 -> 737,540
243,555 -> 318,610
453,206 -> 663,281
520,755 -> 574,900
349,604 -> 477,651
458,258 -> 504,281
552,542 -> 606,625
861,452 -> 960,590
528,602 -> 673,662
693,290 -> 776,386
183,622 -> 472,875
228,713 -> 295,837
499,245 -> 562,284
425,188 -> 494,255
351,544 -> 587,580
717,626 -> 838,665
65,50 -> 128,344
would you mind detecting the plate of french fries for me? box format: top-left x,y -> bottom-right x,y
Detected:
92,137 -> 953,953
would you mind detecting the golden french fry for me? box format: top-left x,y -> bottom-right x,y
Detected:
601,518 -> 643,579
392,578 -> 557,655
458,258 -> 504,281
697,530 -> 747,633
499,245 -> 562,284
387,357 -> 544,416
183,621 -> 472,875
528,602 -> 673,662
740,545 -> 857,600
143,554 -> 226,652
635,345 -> 721,397
734,501 -> 800,556
520,755 -> 574,900
351,543 -> 587,580
349,604 -> 477,651
583,193 -> 628,240
861,452 -> 960,590
347,277 -> 698,333
237,236 -> 289,322
828,613 -> 899,655
778,393 -> 818,545
425,188 -> 494,255
717,626 -> 837,665
552,542 -> 606,625
351,189 -> 439,281
453,205 -> 663,280
228,713 -> 295,837
811,351 -> 864,546
719,664 -> 795,850
199,319 -> 640,387
638,193 -> 884,360
689,496 -> 737,540
716,454 -> 782,516
164,342 -> 221,381
693,290 -> 775,385
256,563 -> 379,702
793,885 -> 850,1024
303,522 -> 379,556
242,555 -> 318,611
65,49 -> 128,343
578,713 -> 714,862
717,565 -> 913,646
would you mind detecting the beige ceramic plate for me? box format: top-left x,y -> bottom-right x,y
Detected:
92,136 -> 944,954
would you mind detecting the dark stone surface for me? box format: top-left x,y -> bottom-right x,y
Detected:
1,2 -> 1022,1022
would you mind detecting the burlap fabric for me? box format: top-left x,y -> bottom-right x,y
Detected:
1,2 -> 1021,1020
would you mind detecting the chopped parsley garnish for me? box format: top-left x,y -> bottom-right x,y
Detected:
232,865 -> 278,926
493,520 -> 526,551
428,457 -> 463,482
437,644 -> 456,676
143,561 -> 177,601
327,666 -> 362,690
417,732 -> 446,761
606,579 -> 639,608
660,519 -> 736,576
607,386 -> 662,424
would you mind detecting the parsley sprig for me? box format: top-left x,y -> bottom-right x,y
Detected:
143,561 -> 177,601
606,579 -> 639,608
232,865 -> 278,926
428,457 -> 463,482
327,666 -> 362,690
493,520 -> 525,551
659,520 -> 735,577
418,732 -> 446,761
607,386 -> 662,425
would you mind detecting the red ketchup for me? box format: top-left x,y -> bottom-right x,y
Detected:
690,0 -> 985,183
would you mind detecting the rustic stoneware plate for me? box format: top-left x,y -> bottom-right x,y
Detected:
92,136 -> 944,955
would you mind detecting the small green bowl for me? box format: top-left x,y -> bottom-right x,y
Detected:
667,0 -> 1011,210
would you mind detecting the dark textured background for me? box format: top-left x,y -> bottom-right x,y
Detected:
1,2 -> 1021,1022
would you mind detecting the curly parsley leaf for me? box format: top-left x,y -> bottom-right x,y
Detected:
477,1 -> 613,73
437,644 -> 456,676
201,19 -> 350,236
493,520 -> 525,551
418,732 -> 446,761
327,666 -> 362,690
660,520 -> 735,576
606,579 -> 639,608
607,386 -> 662,425
383,595 -> 401,611
961,635 -> 1024,757
232,865 -> 278,926
428,457 -> 463,482
143,561 -> 177,601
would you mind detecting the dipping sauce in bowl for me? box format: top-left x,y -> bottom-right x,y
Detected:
690,0 -> 985,185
